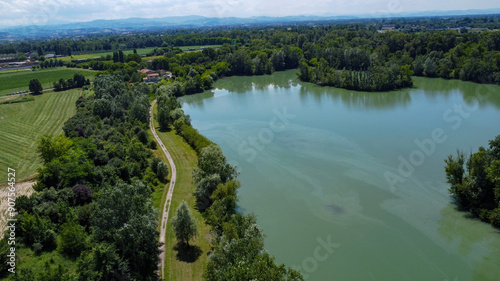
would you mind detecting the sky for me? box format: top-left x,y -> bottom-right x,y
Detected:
0,0 -> 499,27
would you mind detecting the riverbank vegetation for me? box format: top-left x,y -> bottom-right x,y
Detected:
445,135 -> 500,228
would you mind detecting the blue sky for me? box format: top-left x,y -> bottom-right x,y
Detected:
0,0 -> 499,27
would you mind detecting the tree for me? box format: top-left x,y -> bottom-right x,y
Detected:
76,243 -> 131,281
193,144 -> 237,210
37,45 -> 44,56
57,221 -> 87,257
36,135 -> 73,164
156,161 -> 168,181
29,78 -> 43,94
72,184 -> 92,205
253,52 -> 273,75
171,201 -> 198,245
118,50 -> 125,63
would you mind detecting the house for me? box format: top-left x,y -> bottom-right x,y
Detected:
45,54 -> 55,59
142,71 -> 161,83
163,72 -> 173,79
139,68 -> 156,75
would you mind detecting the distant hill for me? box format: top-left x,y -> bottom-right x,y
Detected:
1,8 -> 500,39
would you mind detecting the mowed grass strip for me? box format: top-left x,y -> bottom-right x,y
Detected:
0,89 -> 82,184
0,68 -> 96,96
58,47 -> 158,62
152,104 -> 210,281
178,45 -> 221,51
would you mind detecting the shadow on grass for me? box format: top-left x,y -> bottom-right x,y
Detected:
157,126 -> 172,133
173,242 -> 202,263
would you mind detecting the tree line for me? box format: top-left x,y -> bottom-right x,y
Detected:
61,26 -> 500,91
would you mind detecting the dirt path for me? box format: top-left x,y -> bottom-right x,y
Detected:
0,181 -> 36,232
150,100 -> 177,280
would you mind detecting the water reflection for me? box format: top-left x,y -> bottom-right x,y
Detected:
180,70 -> 500,112
437,203 -> 500,280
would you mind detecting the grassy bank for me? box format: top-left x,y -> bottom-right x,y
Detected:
152,103 -> 210,281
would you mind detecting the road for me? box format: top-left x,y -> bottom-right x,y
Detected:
150,100 -> 177,280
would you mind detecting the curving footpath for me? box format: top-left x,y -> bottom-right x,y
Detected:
150,100 -> 177,280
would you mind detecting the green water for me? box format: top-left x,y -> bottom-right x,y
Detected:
179,70 -> 500,281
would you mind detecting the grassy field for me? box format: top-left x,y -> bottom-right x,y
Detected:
153,104 -> 210,281
59,47 -> 158,62
57,45 -> 222,62
0,68 -> 96,97
179,45 -> 221,51
0,89 -> 82,184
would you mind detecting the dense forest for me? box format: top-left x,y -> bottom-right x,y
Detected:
445,135 -> 500,228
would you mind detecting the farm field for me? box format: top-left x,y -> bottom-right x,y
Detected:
178,45 -> 221,51
58,47 -> 158,61
0,89 -> 82,184
57,45 -> 222,62
0,68 -> 96,97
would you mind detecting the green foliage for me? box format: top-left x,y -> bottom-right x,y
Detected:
91,180 -> 158,279
29,78 -> 43,94
76,243 -> 130,281
20,74 -> 160,279
171,200 -> 198,245
20,212 -> 57,252
57,221 -> 87,257
157,161 -> 169,181
193,144 -> 237,210
445,135 -> 500,228
205,180 -> 240,235
204,214 -> 303,281
36,135 -> 73,164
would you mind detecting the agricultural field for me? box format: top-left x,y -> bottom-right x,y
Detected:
0,89 -> 83,184
0,68 -> 96,97
57,45 -> 222,62
179,45 -> 221,51
58,47 -> 158,61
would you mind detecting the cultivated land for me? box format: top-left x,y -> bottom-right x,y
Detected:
58,47 -> 158,61
0,89 -> 83,184
56,45 -> 223,62
153,103 -> 210,281
0,68 -> 95,97
0,180 -> 35,231
178,45 -> 221,51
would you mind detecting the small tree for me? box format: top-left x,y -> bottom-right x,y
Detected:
57,221 -> 87,257
171,201 -> 197,245
29,79 -> 43,94
157,161 -> 169,181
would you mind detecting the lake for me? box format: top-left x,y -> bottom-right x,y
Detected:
179,70 -> 500,280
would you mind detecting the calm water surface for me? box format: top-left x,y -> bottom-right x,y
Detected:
179,70 -> 500,281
